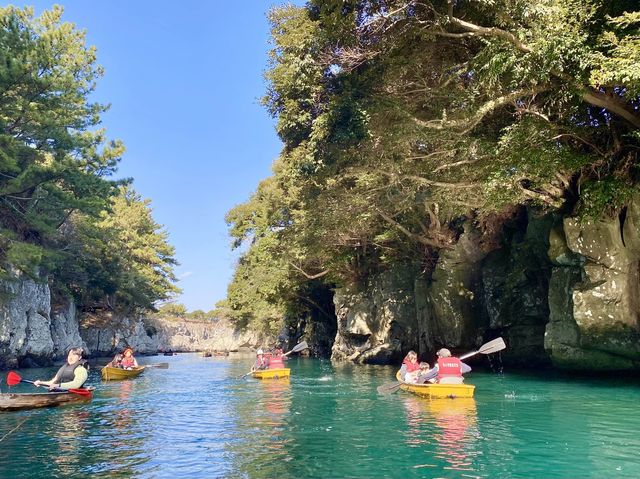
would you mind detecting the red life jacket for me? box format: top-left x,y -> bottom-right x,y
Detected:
437,357 -> 462,380
402,358 -> 420,373
121,357 -> 136,368
268,353 -> 285,369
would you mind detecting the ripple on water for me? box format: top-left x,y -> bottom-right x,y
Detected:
2,359 -> 640,478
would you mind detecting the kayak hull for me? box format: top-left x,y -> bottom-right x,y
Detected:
251,368 -> 290,379
396,371 -> 475,398
0,388 -> 94,411
101,366 -> 145,381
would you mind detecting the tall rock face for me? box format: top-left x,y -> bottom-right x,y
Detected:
330,225 -> 491,364
545,200 -> 640,370
0,277 -> 57,368
425,224 -> 488,353
480,212 -> 554,367
331,263 -> 420,364
329,203 -> 640,371
286,284 -> 336,358
0,275 -> 264,370
51,300 -> 87,358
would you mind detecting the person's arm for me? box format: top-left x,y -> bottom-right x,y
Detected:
399,364 -> 408,380
60,366 -> 88,389
461,362 -> 472,374
133,358 -> 139,367
34,369 -> 61,387
423,365 -> 438,381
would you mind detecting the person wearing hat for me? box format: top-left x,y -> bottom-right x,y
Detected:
251,348 -> 269,371
34,347 -> 88,390
121,347 -> 138,369
420,348 -> 472,384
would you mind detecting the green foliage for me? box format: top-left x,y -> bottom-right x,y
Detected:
0,7 -> 179,313
52,186 -> 180,312
577,178 -> 637,219
590,11 -> 640,96
157,302 -> 187,318
0,6 -> 121,274
226,0 -> 640,333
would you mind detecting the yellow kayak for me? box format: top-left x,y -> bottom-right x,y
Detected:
395,371 -> 475,398
101,366 -> 145,381
251,368 -> 290,379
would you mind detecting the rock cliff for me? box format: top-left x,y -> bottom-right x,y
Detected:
0,278 -> 263,369
329,201 -> 640,371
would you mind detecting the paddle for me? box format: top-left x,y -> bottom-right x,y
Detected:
283,341 -> 308,356
376,337 -> 507,394
239,341 -> 309,379
459,337 -> 506,360
6,371 -> 92,397
143,362 -> 169,369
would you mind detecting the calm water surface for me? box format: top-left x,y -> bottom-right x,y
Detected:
1,354 -> 640,478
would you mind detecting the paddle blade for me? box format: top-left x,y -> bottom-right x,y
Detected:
377,381 -> 402,394
286,341 -> 308,355
7,371 -> 22,386
478,337 -> 506,355
148,362 -> 169,369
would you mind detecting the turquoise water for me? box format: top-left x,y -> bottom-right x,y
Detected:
1,354 -> 640,478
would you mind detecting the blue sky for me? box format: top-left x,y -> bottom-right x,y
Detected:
12,1 -> 296,311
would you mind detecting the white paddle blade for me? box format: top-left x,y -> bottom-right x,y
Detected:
478,337 -> 506,355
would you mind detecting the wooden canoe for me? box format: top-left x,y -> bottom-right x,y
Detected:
101,366 -> 145,381
251,368 -> 290,379
395,371 -> 475,398
0,388 -> 95,411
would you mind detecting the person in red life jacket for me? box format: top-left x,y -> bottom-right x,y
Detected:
421,348 -> 472,384
34,347 -> 88,390
251,349 -> 269,371
400,350 -> 420,381
268,346 -> 286,369
121,347 -> 138,369
274,345 -> 287,361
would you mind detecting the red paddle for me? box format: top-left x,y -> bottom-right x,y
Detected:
6,371 -> 92,397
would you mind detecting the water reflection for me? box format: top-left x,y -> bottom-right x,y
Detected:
402,396 -> 481,475
229,378 -> 293,478
48,408 -> 91,477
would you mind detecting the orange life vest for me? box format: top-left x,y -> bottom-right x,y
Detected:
268,353 -> 285,369
437,357 -> 462,380
121,357 -> 136,368
402,358 -> 420,373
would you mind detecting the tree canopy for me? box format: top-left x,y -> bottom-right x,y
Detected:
0,6 -> 178,313
226,0 -> 640,332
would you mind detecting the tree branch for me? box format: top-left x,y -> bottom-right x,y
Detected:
374,207 -> 449,248
290,262 -> 329,280
412,85 -> 550,132
582,89 -> 640,130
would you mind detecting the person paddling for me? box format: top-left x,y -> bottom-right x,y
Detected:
268,345 -> 286,369
251,349 -> 269,371
121,347 -> 138,369
34,347 -> 88,390
422,348 -> 472,384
